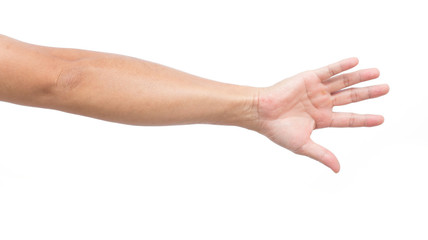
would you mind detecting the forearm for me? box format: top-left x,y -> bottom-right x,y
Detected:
0,35 -> 259,129
54,54 -> 259,128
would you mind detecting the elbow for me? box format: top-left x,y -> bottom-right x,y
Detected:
54,61 -> 85,91
48,60 -> 86,107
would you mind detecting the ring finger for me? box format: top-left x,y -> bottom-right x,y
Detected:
331,84 -> 390,106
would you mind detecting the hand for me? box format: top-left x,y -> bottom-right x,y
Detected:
255,58 -> 389,173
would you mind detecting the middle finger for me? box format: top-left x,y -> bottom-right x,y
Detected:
325,68 -> 380,93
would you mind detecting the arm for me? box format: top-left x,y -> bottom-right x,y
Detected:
0,35 -> 389,172
0,35 -> 258,128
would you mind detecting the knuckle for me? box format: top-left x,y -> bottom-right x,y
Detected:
332,96 -> 337,106
367,87 -> 372,99
328,65 -> 335,76
343,75 -> 351,87
349,113 -> 356,126
351,88 -> 359,102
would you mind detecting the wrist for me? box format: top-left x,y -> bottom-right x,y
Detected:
229,86 -> 261,131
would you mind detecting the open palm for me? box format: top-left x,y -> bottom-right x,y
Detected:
256,58 -> 389,172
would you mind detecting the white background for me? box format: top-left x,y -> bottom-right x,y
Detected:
1,0 -> 427,239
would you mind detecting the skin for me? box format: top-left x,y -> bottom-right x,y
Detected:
0,35 -> 389,173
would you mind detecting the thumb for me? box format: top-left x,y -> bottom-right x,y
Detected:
295,139 -> 340,173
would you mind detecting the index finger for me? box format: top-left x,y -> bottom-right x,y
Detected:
314,57 -> 359,81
